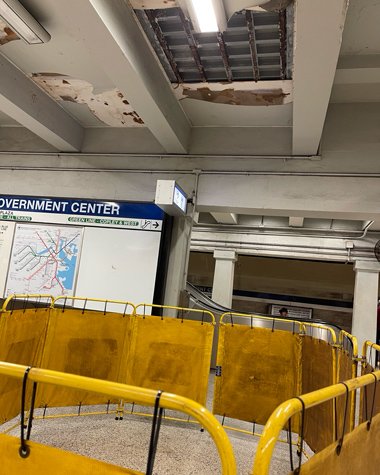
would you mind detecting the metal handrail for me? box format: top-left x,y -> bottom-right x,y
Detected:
1,294 -> 55,312
135,303 -> 215,324
0,361 -> 236,474
252,369 -> 380,475
362,340 -> 380,363
337,330 -> 358,431
52,296 -> 136,314
220,311 -> 306,333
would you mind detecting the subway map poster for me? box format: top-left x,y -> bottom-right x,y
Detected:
5,223 -> 83,297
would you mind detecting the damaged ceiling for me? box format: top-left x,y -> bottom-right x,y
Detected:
32,74 -> 144,127
0,0 -> 368,155
173,80 -> 292,106
136,7 -> 293,83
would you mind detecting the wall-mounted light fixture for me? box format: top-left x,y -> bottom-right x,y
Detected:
0,0 -> 50,44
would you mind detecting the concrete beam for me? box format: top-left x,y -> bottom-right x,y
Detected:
289,216 -> 304,227
211,212 -> 238,225
196,174 -> 380,221
292,0 -> 349,155
0,53 -> 83,152
191,227 -> 380,262
65,0 -> 190,153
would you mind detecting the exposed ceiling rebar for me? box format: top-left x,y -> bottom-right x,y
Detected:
136,7 -> 292,83
144,9 -> 183,83
246,10 -> 260,82
177,8 -> 207,82
216,32 -> 233,83
278,9 -> 287,80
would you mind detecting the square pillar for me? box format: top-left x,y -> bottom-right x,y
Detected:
212,250 -> 238,308
352,260 -> 380,354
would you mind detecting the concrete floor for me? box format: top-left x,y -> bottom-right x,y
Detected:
0,374 -> 311,474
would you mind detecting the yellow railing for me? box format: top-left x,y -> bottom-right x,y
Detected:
136,303 -> 215,324
338,330 -> 358,431
252,368 -> 380,475
1,294 -> 55,312
0,361 -> 236,474
303,322 -> 337,344
52,295 -> 136,314
362,340 -> 380,364
220,311 -> 306,332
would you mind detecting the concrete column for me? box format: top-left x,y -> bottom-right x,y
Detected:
212,250 -> 238,308
352,261 -> 380,354
164,215 -> 193,308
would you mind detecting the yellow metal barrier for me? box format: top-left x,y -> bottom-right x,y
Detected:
214,313 -> 303,425
0,304 -> 51,422
39,297 -> 135,407
252,369 -> 380,475
129,304 -> 215,405
0,361 -> 237,475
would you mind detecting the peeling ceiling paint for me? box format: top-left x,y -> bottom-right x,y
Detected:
130,0 -> 177,8
0,19 -> 19,46
31,74 -> 144,127
173,81 -> 292,106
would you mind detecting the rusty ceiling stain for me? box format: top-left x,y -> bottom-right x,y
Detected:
181,86 -> 289,106
31,74 -> 144,127
0,20 -> 20,46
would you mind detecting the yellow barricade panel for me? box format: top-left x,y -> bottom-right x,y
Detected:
125,315 -> 214,405
302,336 -> 335,453
38,308 -> 133,407
0,309 -> 50,423
213,325 -> 302,424
360,363 -> 380,423
293,412 -> 380,475
0,434 -> 142,474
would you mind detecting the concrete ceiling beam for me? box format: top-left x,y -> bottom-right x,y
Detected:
0,53 -> 84,152
210,212 -> 238,224
66,0 -> 191,154
292,0 -> 349,155
289,216 -> 304,227
197,174 -> 380,221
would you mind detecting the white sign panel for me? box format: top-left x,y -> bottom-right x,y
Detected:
271,304 -> 313,319
74,227 -> 161,313
5,223 -> 83,297
0,222 -> 15,296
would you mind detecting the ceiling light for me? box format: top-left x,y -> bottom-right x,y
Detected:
0,0 -> 50,44
187,0 -> 227,33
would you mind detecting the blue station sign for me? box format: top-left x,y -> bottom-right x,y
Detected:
0,195 -> 164,231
